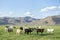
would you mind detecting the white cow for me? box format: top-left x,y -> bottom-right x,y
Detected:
16,29 -> 22,35
9,26 -> 13,29
47,28 -> 54,33
39,26 -> 42,28
5,27 -> 8,32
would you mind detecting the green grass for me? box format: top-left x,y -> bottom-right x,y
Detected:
0,25 -> 60,40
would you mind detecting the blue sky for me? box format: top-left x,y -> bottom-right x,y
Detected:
0,0 -> 60,19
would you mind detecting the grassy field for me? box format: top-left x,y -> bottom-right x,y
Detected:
0,25 -> 60,40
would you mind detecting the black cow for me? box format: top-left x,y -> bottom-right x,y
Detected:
36,28 -> 44,34
25,28 -> 33,34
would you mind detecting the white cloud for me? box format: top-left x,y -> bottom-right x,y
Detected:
0,11 -> 14,17
9,11 -> 13,15
40,6 -> 60,13
24,12 -> 34,17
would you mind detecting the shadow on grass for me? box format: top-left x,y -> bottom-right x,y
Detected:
29,33 -> 54,36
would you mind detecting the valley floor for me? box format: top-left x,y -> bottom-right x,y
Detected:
0,25 -> 60,40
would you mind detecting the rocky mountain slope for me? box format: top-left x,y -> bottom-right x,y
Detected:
0,15 -> 60,25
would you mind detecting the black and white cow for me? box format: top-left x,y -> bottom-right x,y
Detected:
5,26 -> 13,32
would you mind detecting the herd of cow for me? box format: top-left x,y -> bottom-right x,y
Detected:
4,26 -> 54,35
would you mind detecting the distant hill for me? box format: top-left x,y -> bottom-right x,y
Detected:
31,15 -> 60,25
0,15 -> 60,25
0,16 -> 37,25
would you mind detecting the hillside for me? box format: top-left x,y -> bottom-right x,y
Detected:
0,16 -> 37,25
0,15 -> 60,25
31,15 -> 60,25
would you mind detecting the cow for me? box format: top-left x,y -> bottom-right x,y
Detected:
13,26 -> 16,29
36,28 -> 44,34
16,28 -> 22,35
5,26 -> 9,32
8,28 -> 13,32
5,26 -> 9,28
24,27 -> 33,34
5,27 -> 8,32
36,27 -> 44,34
5,26 -> 13,32
19,27 -> 23,30
47,28 -> 54,33
16,27 -> 23,35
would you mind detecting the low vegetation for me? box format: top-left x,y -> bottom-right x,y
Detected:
0,25 -> 60,40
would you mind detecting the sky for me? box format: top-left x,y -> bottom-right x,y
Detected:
0,0 -> 60,19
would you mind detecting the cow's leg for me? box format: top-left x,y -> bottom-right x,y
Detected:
25,30 -> 26,34
40,29 -> 43,34
30,31 -> 31,34
37,31 -> 38,34
27,32 -> 29,35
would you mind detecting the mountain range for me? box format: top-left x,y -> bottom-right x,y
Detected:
0,15 -> 60,25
